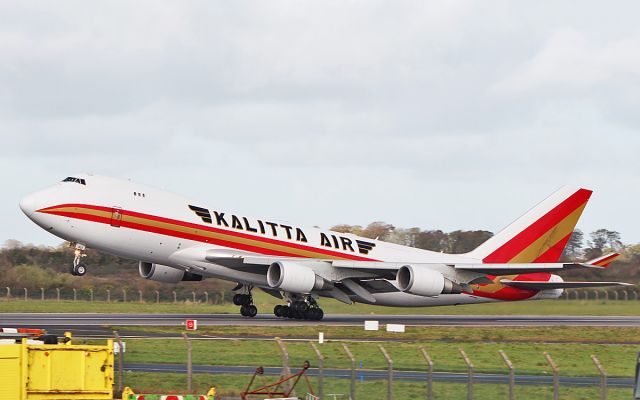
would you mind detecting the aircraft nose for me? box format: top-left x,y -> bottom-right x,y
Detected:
19,193 -> 37,217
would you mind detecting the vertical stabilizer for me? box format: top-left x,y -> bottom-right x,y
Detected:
468,187 -> 592,263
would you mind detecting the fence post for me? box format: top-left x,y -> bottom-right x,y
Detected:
634,291 -> 639,301
276,337 -> 294,395
604,291 -> 609,301
204,291 -> 209,304
122,289 -> 127,303
380,345 -> 393,400
139,290 -> 143,304
544,352 -> 559,400
459,349 -> 474,400
107,289 -> 111,303
173,291 -> 177,304
419,347 -> 434,400
5,287 -> 10,298
591,355 -> 607,400
155,290 -> 160,304
89,289 -> 94,302
594,291 -> 599,301
310,342 -> 324,400
183,333 -> 193,393
23,288 -> 28,301
343,344 -> 357,400
613,291 -> 619,301
56,288 -> 60,301
73,288 -> 77,302
192,291 -> 196,303
624,291 -> 629,301
40,288 -> 44,301
499,350 -> 515,400
113,331 -> 124,396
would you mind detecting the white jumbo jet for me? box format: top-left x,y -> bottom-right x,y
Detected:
20,174 -> 629,320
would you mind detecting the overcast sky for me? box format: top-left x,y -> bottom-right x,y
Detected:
2,1 -> 640,248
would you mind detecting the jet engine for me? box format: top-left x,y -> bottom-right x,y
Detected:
267,261 -> 328,293
396,265 -> 462,296
138,262 -> 203,283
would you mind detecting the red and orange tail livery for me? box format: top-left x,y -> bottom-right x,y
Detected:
586,252 -> 621,268
468,186 -> 592,264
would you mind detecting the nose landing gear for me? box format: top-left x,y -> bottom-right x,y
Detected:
70,243 -> 87,276
233,286 -> 257,317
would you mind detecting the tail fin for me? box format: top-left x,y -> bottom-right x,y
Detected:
586,252 -> 620,268
468,186 -> 592,263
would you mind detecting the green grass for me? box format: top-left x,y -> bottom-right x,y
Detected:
3,291 -> 640,315
122,371 -> 631,400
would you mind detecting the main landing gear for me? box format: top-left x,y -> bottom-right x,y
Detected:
274,296 -> 324,321
233,286 -> 257,317
70,243 -> 87,276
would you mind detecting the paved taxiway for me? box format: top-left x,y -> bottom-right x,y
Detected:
2,313 -> 640,327
124,363 -> 633,388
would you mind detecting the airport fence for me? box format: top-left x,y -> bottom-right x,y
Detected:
0,286 -> 231,304
2,287 -> 640,304
110,332 -> 636,400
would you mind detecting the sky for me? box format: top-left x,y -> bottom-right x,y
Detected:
2,1 -> 640,248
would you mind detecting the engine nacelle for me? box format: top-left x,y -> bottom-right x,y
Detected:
396,265 -> 461,296
138,262 -> 203,283
267,261 -> 327,293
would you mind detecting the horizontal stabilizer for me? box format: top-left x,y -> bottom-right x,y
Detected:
500,280 -> 633,290
586,252 -> 621,268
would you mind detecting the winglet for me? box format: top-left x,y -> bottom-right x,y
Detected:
586,252 -> 620,268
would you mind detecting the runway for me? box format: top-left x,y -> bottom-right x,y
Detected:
123,363 -> 634,388
3,313 -> 640,328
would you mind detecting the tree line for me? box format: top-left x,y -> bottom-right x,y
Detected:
1,223 -> 638,298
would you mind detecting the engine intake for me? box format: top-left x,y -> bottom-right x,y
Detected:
267,261 -> 327,293
396,265 -> 461,296
139,262 -> 203,283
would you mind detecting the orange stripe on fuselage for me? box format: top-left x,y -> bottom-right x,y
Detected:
38,204 -> 374,261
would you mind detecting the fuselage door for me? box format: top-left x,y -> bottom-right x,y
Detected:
110,207 -> 123,227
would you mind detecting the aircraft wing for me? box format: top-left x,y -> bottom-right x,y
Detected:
500,279 -> 632,290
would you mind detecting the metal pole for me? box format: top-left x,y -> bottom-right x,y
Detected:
310,342 -> 324,400
24,288 -> 28,301
604,291 -> 609,301
343,344 -> 357,400
40,288 -> 44,301
593,290 -> 599,301
56,288 -> 60,301
5,287 -> 10,298
380,345 -> 393,400
591,355 -> 606,400
544,352 -> 559,400
89,289 -> 93,302
419,347 -> 434,400
204,291 -> 209,304
183,333 -> 192,393
173,290 -> 177,304
634,291 -> 639,301
613,291 -> 618,301
122,289 -> 127,303
192,291 -> 196,303
459,349 -> 474,400
73,288 -> 77,301
155,290 -> 160,304
624,291 -> 629,301
139,290 -> 143,304
499,350 -> 514,400
113,331 -> 124,395
276,337 -> 294,396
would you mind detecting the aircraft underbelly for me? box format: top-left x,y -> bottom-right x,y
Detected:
367,292 -> 498,307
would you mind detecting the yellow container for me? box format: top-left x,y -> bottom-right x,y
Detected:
0,338 -> 114,400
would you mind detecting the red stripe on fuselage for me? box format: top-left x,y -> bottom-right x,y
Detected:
39,204 -> 374,261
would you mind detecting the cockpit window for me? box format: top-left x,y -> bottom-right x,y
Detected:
62,177 -> 86,185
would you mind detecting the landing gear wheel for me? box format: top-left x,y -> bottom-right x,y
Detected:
72,263 -> 87,276
241,305 -> 257,317
274,305 -> 285,317
233,294 -> 243,306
